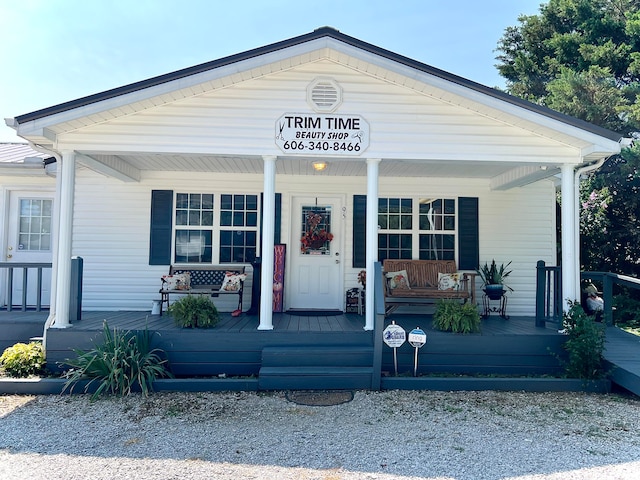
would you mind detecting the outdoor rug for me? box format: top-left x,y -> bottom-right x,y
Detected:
285,390 -> 354,406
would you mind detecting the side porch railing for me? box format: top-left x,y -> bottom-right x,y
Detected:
535,260 -> 640,327
0,262 -> 52,312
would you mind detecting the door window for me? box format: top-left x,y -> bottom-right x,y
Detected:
300,206 -> 333,255
18,199 -> 52,251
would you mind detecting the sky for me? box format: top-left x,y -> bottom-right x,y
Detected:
0,0 -> 544,143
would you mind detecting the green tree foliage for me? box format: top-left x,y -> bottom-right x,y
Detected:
496,0 -> 640,277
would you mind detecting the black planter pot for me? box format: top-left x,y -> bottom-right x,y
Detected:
484,284 -> 505,300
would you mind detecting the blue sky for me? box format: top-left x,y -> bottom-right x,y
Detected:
0,0 -> 543,142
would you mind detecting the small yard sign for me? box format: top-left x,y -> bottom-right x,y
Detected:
408,327 -> 427,377
383,324 -> 406,348
408,328 -> 427,348
383,322 -> 406,376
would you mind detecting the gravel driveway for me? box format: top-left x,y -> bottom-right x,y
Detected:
1,390 -> 639,479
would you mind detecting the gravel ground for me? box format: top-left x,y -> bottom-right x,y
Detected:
1,390 -> 640,480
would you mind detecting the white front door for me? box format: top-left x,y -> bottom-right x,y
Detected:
288,195 -> 344,311
2,191 -> 53,308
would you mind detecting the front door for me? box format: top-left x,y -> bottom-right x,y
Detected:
288,195 -> 344,311
2,191 -> 53,308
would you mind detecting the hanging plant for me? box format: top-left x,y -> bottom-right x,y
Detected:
300,211 -> 333,253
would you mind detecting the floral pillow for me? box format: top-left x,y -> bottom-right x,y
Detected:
437,272 -> 461,291
386,270 -> 411,290
220,272 -> 247,292
162,273 -> 191,291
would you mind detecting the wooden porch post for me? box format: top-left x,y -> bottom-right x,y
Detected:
258,155 -> 277,330
365,158 -> 381,331
51,150 -> 76,328
560,163 -> 578,311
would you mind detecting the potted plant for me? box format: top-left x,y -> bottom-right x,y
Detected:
167,295 -> 220,328
477,260 -> 513,300
433,299 -> 481,333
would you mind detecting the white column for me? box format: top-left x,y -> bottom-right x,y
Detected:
51,150 -> 76,328
365,158 -> 381,330
561,163 -> 578,310
258,155 -> 277,330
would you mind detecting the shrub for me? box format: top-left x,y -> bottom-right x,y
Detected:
62,321 -> 172,399
433,300 -> 481,333
561,301 -> 607,379
167,295 -> 219,328
0,341 -> 45,378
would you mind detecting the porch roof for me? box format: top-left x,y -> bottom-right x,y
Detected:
6,27 -> 625,188
10,27 -> 623,143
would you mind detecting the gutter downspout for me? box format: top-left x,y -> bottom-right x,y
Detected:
27,142 -> 62,350
572,134 -> 631,303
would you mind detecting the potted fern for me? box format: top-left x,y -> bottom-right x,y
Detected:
167,295 -> 220,328
433,299 -> 481,333
477,260 -> 513,300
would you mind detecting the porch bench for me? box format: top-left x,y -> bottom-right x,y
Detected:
159,265 -> 246,315
382,259 -> 477,315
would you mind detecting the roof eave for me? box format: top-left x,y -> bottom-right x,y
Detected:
11,26 -> 624,144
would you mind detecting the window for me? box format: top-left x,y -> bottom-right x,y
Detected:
219,194 -> 258,263
18,199 -> 52,251
174,193 -> 259,264
377,197 -> 456,261
419,198 -> 456,260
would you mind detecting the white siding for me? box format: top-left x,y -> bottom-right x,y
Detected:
59,61 -> 580,164
70,169 -> 555,316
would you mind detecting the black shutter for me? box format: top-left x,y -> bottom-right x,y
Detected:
149,190 -> 173,265
352,195 -> 367,268
458,197 -> 479,270
260,192 -> 282,246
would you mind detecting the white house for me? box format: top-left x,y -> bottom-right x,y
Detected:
0,143 -> 55,308
4,27 -> 624,331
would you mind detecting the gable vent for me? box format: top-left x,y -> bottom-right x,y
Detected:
307,78 -> 342,112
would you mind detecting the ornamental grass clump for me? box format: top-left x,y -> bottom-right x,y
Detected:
0,341 -> 45,378
62,321 -> 172,400
167,294 -> 220,328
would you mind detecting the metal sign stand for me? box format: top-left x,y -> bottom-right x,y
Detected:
408,327 -> 427,377
382,321 -> 406,376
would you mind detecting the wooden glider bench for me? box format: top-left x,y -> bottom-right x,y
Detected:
159,265 -> 246,315
382,259 -> 477,315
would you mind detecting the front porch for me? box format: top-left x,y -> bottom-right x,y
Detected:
4,307 -> 640,394
0,308 -> 569,387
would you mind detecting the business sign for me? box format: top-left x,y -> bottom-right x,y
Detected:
275,113 -> 369,156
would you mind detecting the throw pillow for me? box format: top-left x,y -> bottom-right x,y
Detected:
386,270 -> 411,290
162,273 -> 191,291
220,272 -> 247,292
437,272 -> 461,291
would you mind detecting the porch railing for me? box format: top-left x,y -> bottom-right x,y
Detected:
535,260 -> 562,327
372,261 -> 386,390
535,260 -> 640,327
580,271 -> 640,326
0,262 -> 52,312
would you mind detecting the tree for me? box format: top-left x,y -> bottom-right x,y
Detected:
496,0 -> 640,277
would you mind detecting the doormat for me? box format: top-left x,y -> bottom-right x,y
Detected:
286,309 -> 343,316
285,390 -> 354,406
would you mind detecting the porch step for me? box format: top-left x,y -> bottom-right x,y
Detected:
259,345 -> 374,390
